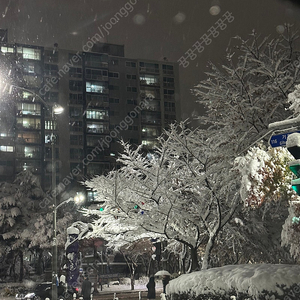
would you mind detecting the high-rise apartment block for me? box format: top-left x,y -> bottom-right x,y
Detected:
0,41 -> 181,198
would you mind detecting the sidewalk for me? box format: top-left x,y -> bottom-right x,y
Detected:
0,285 -> 164,300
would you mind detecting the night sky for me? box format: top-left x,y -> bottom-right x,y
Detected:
1,0 -> 300,127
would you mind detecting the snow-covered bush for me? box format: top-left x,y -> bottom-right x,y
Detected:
167,264 -> 300,300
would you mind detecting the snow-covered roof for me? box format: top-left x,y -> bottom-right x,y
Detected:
167,264 -> 300,297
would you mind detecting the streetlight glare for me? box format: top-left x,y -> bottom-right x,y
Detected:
53,104 -> 64,115
74,193 -> 85,204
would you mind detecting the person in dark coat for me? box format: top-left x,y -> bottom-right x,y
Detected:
162,275 -> 170,294
146,276 -> 156,299
81,276 -> 92,300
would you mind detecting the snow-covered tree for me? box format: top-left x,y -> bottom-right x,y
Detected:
84,28 -> 300,271
232,145 -> 297,264
194,26 -> 300,153
84,123 -> 242,271
118,238 -> 154,290
0,171 -> 45,281
0,171 -> 79,280
193,27 -> 300,263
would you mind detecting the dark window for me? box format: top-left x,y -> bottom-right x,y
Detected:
69,67 -> 82,78
126,74 -> 137,80
126,61 -> 137,67
69,107 -> 83,118
70,148 -> 84,159
109,85 -> 119,91
127,87 -> 137,92
70,121 -> 83,132
44,64 -> 58,76
127,99 -> 137,105
110,59 -> 118,65
69,80 -> 83,92
108,72 -> 119,78
70,135 -> 83,145
69,93 -> 83,105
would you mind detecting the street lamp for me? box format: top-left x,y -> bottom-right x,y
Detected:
74,192 -> 85,204
52,195 -> 86,300
49,103 -> 63,300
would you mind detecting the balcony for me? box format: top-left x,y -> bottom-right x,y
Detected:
142,100 -> 161,112
140,80 -> 160,87
16,133 -> 41,144
139,67 -> 159,74
16,123 -> 41,131
16,151 -> 41,159
85,61 -> 108,69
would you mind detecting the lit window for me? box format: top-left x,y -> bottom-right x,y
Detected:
0,146 -> 14,152
140,75 -> 159,85
86,81 -> 107,93
17,47 -> 41,60
1,46 -> 14,53
86,109 -> 108,120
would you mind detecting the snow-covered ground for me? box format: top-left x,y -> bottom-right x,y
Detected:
168,264 -> 300,298
0,278 -> 164,300
98,277 -> 163,292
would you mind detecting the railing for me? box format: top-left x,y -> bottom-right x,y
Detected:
139,67 -> 159,73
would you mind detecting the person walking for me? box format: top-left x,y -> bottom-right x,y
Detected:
162,275 -> 170,294
81,276 -> 92,300
146,276 -> 156,299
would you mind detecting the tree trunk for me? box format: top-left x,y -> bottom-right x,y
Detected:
179,245 -> 187,274
19,250 -> 23,282
202,235 -> 216,270
190,246 -> 200,271
12,252 -> 17,282
130,265 -> 135,290
36,248 -> 43,275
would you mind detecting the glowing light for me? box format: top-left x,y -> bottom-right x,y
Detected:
74,192 -> 85,204
53,104 -> 64,115
133,14 -> 146,25
173,12 -> 186,24
276,25 -> 285,34
209,5 -> 221,16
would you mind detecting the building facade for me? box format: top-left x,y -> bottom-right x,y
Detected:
0,41 -> 181,199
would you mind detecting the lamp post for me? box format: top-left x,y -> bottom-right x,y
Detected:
52,194 -> 85,300
50,104 -> 64,300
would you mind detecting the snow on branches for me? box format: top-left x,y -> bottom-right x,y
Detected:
194,27 -> 300,153
83,122 -> 242,270
235,146 -> 296,207
282,202 -> 300,259
288,84 -> 300,114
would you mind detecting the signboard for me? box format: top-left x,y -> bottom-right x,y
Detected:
269,131 -> 300,148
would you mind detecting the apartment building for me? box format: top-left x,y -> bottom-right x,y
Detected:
0,40 -> 181,199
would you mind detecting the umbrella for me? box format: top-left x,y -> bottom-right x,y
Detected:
154,270 -> 171,276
